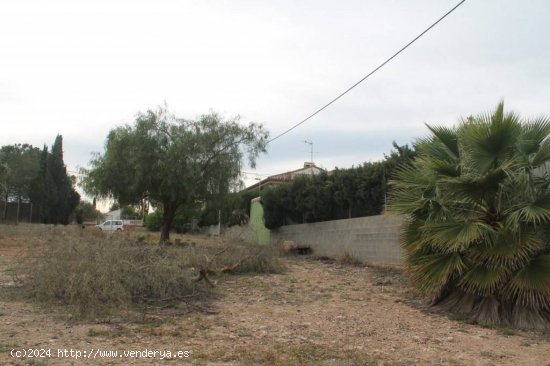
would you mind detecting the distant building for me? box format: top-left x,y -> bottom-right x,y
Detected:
245,162 -> 324,193
104,208 -> 122,221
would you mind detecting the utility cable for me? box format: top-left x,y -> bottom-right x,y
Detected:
267,0 -> 467,144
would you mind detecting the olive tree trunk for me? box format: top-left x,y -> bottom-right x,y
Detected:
159,202 -> 177,244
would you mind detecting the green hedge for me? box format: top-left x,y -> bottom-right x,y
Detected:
261,142 -> 415,229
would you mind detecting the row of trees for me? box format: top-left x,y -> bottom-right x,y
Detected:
0,144 -> 41,213
0,136 -> 80,224
260,142 -> 415,229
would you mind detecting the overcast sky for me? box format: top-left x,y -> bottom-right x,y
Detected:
1,0 -> 549,194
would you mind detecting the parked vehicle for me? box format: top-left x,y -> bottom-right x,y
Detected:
97,220 -> 124,232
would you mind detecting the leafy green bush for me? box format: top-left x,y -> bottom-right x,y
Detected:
73,201 -> 100,224
200,190 -> 258,227
143,210 -> 163,231
144,204 -> 200,232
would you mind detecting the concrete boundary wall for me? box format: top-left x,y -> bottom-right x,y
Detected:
270,215 -> 406,265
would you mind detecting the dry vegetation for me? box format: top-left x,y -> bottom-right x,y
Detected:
1,224 -> 282,320
336,250 -> 364,267
1,224 -> 549,365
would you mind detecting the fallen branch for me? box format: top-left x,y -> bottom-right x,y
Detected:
193,255 -> 255,286
193,265 -> 217,287
219,255 -> 252,273
212,247 -> 229,258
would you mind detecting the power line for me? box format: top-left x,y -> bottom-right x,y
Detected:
241,171 -> 273,177
267,0 -> 467,144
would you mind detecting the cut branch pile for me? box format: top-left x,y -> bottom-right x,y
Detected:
193,248 -> 255,287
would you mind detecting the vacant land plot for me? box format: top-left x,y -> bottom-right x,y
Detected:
0,225 -> 549,365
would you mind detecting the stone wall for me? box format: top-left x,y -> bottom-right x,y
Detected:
270,215 -> 406,265
205,214 -> 406,265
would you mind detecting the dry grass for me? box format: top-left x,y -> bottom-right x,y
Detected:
1,223 -> 283,320
337,250 -> 363,266
237,343 -> 378,366
3,224 -> 549,365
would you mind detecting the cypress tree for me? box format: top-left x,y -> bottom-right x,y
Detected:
30,136 -> 80,224
30,146 -> 57,223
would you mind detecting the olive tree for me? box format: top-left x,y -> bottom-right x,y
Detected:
82,107 -> 268,243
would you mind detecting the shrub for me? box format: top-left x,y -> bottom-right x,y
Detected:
144,204 -> 199,232
389,102 -> 550,330
337,251 -> 363,266
199,190 -> 258,227
143,210 -> 163,231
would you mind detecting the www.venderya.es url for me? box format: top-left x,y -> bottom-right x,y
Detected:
10,348 -> 191,360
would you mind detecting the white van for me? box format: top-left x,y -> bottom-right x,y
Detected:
97,220 -> 124,232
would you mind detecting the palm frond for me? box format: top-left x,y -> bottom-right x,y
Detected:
421,220 -> 491,253
425,124 -> 459,159
409,252 -> 466,295
492,101 -> 505,125
388,164 -> 438,215
389,162 -> 434,188
423,158 -> 460,177
530,139 -> 550,168
400,219 -> 424,250
458,265 -> 508,297
459,106 -> 521,173
517,116 -> 550,155
442,168 -> 507,205
503,254 -> 550,308
507,194 -> 550,225
469,228 -> 542,271
500,171 -> 537,213
415,137 -> 457,164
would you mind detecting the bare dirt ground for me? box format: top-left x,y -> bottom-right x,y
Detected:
1,228 -> 549,365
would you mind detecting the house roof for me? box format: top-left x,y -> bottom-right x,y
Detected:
245,162 -> 324,192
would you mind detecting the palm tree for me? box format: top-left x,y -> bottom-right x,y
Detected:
388,102 -> 550,329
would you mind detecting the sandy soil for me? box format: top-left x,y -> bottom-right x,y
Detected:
1,232 -> 549,365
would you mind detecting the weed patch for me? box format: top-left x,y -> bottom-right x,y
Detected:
7,227 -> 283,320
337,251 -> 363,266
